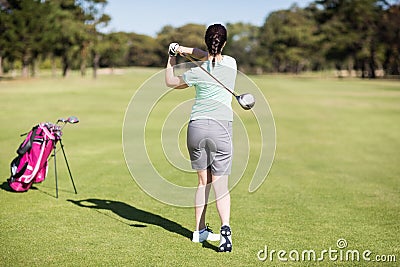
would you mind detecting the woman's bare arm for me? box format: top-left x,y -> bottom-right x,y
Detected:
165,55 -> 188,89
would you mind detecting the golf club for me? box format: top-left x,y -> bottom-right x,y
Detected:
179,53 -> 255,110
57,116 -> 80,124
56,116 -> 80,131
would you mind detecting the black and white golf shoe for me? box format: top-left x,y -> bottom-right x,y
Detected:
218,225 -> 232,252
192,224 -> 220,243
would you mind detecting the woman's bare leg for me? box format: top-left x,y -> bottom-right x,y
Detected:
194,168 -> 212,230
212,175 -> 230,226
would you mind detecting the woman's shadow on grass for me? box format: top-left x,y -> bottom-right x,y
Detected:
67,198 -> 218,251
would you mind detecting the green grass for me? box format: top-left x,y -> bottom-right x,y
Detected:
0,70 -> 399,266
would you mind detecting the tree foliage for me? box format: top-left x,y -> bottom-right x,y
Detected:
313,0 -> 385,77
259,5 -> 321,73
0,0 -> 53,77
225,23 -> 260,73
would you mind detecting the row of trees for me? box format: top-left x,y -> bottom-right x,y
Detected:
0,0 -> 110,78
257,0 -> 400,77
1,0 -> 399,78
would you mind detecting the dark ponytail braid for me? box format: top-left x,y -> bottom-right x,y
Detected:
205,24 -> 227,68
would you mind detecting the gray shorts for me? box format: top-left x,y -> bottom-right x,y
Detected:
187,119 -> 233,176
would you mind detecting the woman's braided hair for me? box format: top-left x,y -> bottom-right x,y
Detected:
205,24 -> 227,68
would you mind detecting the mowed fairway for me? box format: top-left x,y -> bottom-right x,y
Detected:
0,69 -> 399,266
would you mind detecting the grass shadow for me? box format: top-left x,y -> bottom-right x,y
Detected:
67,198 -> 195,242
0,181 -> 48,194
0,180 -> 74,198
202,241 -> 219,252
0,181 -> 15,192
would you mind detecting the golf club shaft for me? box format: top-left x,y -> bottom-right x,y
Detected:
180,53 -> 238,97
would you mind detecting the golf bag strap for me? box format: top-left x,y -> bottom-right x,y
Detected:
39,123 -> 57,140
17,125 -> 39,155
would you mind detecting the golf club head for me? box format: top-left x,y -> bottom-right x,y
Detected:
67,116 -> 79,124
236,93 -> 255,110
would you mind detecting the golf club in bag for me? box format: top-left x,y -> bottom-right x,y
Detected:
180,52 -> 255,110
8,116 -> 79,198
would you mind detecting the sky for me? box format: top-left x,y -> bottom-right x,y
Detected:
102,0 -> 313,36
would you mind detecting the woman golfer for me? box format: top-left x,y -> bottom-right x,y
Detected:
165,24 -> 235,252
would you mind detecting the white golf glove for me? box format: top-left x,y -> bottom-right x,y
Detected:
168,43 -> 180,56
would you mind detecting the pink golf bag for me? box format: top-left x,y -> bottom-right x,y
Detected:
8,123 -> 61,192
